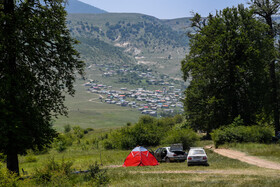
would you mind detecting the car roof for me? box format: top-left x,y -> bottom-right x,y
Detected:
189,147 -> 204,150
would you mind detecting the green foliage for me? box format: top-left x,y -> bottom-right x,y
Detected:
162,128 -> 199,150
0,162 -> 19,187
83,162 -> 110,186
0,0 -> 84,173
73,126 -> 85,139
64,124 -> 72,133
33,157 -> 73,185
211,125 -> 274,148
181,5 -> 273,133
0,154 -> 6,163
53,134 -> 73,152
24,155 -> 37,163
102,115 -> 193,150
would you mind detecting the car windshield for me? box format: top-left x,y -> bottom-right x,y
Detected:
190,150 -> 205,155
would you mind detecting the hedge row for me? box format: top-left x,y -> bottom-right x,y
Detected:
211,125 -> 274,148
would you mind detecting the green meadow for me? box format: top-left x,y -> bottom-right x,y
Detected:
15,129 -> 280,187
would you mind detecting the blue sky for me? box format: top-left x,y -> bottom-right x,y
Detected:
80,0 -> 249,19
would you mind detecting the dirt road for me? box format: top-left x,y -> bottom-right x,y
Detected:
206,146 -> 280,170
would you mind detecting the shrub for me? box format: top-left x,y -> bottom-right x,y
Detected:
53,134 -> 73,152
0,154 -> 6,163
161,128 -> 199,150
84,128 -> 94,134
211,125 -> 274,148
64,124 -> 71,133
102,139 -> 114,150
33,157 -> 73,184
102,115 -> 187,150
73,126 -> 84,139
83,162 -> 110,186
0,162 -> 19,187
24,155 -> 37,163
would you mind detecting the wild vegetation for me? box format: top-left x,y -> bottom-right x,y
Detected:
0,0 -> 84,174
211,117 -> 274,148
0,121 -> 280,186
181,5 -> 273,135
101,115 -> 198,150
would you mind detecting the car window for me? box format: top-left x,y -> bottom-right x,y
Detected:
155,148 -> 161,154
162,148 -> 167,153
190,149 -> 205,155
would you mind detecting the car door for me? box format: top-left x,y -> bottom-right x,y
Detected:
154,148 -> 162,161
161,148 -> 167,160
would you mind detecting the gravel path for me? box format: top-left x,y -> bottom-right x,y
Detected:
205,146 -> 280,170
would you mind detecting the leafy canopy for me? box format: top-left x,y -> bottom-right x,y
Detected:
181,5 -> 273,133
0,0 -> 84,164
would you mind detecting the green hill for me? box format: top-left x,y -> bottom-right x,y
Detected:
54,13 -> 191,129
67,13 -> 190,78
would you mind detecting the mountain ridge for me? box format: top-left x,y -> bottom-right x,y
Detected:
65,0 -> 107,14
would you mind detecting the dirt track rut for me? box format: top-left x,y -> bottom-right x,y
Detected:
206,146 -> 280,170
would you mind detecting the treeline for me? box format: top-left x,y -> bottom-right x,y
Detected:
101,115 -> 198,150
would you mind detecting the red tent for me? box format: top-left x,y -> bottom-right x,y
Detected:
123,146 -> 159,167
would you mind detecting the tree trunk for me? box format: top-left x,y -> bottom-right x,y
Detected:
270,60 -> 280,135
265,15 -> 280,135
6,149 -> 19,175
4,0 -> 20,175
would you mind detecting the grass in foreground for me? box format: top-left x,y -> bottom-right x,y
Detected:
15,129 -> 280,187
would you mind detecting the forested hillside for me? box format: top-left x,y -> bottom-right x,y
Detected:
67,13 -> 191,80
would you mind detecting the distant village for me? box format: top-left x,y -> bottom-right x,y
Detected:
85,80 -> 184,117
90,63 -> 185,88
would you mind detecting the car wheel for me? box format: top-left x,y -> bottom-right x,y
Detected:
166,157 -> 170,163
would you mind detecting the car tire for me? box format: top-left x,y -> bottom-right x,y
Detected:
166,157 -> 170,163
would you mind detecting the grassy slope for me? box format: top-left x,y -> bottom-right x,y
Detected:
53,80 -> 141,130
67,13 -> 189,78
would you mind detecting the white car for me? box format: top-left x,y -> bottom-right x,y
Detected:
154,144 -> 187,162
187,147 -> 208,166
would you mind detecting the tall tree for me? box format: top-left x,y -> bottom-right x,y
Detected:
0,0 -> 84,174
181,5 -> 272,134
250,0 -> 280,135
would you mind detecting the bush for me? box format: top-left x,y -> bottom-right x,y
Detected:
102,115 -> 187,150
0,162 -> 19,187
24,155 -> 37,163
211,125 -> 274,148
161,128 -> 199,150
83,162 -> 110,186
73,126 -> 84,139
53,134 -> 73,152
64,124 -> 71,133
33,157 -> 73,185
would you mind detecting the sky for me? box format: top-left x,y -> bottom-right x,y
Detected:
80,0 -> 249,19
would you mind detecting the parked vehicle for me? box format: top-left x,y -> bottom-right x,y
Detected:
154,144 -> 187,162
187,147 -> 208,166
